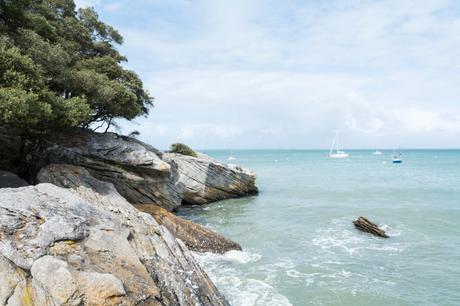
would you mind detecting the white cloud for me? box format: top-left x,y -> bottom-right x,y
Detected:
178,124 -> 244,140
107,0 -> 460,148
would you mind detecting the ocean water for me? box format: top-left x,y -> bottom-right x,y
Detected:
177,150 -> 460,306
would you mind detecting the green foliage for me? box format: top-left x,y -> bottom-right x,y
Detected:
170,143 -> 198,157
0,0 -> 152,132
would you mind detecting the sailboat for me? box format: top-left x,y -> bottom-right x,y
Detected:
328,132 -> 349,158
393,152 -> 402,163
372,150 -> 383,155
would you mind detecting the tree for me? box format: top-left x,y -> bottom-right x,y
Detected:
0,0 -> 152,133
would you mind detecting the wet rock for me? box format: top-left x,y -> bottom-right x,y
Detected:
163,152 -> 258,205
138,204 -> 242,253
353,216 -> 389,238
0,182 -> 229,305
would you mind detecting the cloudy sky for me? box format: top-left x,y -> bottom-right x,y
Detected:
76,0 -> 460,149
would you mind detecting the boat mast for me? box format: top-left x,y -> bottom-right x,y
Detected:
336,132 -> 340,153
329,135 -> 335,155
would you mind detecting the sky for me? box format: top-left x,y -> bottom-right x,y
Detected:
75,0 -> 460,149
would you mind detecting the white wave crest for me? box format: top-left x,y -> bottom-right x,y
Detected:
194,249 -> 262,265
193,250 -> 292,306
312,218 -> 405,257
379,224 -> 402,237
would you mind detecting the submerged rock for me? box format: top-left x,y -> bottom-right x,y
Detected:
0,182 -> 229,305
353,216 -> 389,238
163,152 -> 258,205
38,163 -> 242,254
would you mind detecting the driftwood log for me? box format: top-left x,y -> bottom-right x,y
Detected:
353,216 -> 389,238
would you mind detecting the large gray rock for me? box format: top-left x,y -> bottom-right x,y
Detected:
163,153 -> 258,205
0,182 -> 229,305
38,163 -> 243,254
40,129 -> 257,210
43,129 -> 182,210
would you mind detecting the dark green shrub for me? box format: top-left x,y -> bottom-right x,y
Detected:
170,143 -> 197,157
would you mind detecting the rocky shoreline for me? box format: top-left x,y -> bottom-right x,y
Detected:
0,129 -> 258,305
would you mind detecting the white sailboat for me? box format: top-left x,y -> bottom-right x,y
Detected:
372,150 -> 383,155
328,132 -> 349,158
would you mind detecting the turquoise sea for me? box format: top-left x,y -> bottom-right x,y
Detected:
177,150 -> 460,306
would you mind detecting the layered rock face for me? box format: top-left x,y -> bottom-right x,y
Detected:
0,129 -> 257,305
163,153 -> 258,205
38,164 -> 243,254
0,182 -> 229,305
42,130 -> 181,211
38,129 -> 257,210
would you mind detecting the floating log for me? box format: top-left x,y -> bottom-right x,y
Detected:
353,216 -> 389,238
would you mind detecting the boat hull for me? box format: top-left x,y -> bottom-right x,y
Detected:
329,153 -> 349,158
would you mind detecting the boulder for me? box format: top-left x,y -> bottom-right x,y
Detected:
38,164 -> 242,254
0,182 -> 229,305
0,171 -> 28,188
163,152 -> 258,205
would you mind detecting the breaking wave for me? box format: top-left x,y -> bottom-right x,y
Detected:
194,250 -> 292,306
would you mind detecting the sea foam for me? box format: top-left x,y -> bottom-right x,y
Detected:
193,250 -> 292,306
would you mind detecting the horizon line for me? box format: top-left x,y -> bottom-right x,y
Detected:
169,148 -> 460,151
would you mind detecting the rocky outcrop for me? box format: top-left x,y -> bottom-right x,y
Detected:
163,153 -> 258,205
41,129 -> 181,211
0,171 -> 28,188
38,164 -> 243,254
0,129 -> 258,211
0,181 -> 229,305
137,204 -> 242,254
31,129 -> 257,210
0,129 -> 257,305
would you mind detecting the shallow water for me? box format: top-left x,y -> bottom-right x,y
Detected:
177,150 -> 460,306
